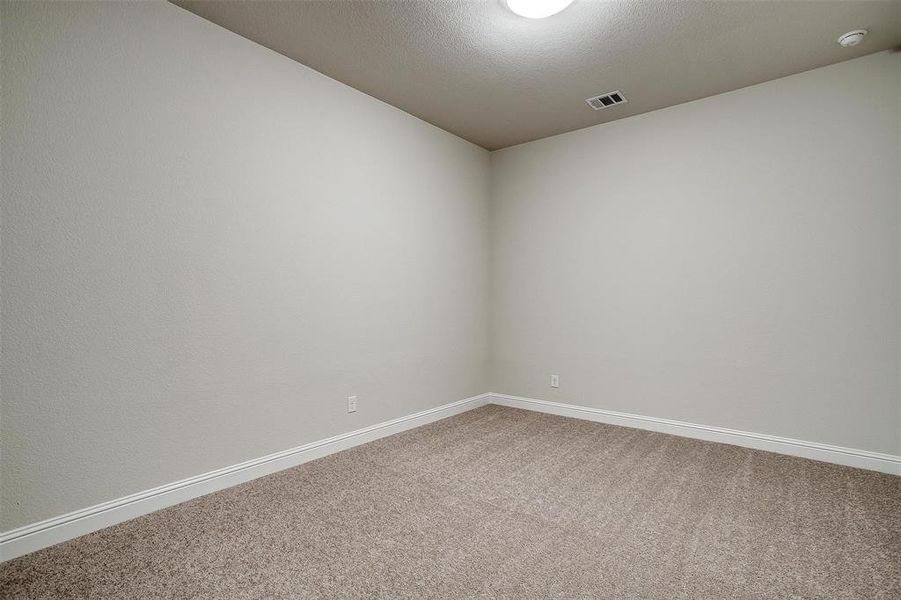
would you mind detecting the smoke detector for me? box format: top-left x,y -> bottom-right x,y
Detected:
585,90 -> 627,110
837,29 -> 868,47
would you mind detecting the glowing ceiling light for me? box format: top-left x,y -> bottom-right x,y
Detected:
506,0 -> 574,19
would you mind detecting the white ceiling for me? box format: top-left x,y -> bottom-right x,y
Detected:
172,1 -> 901,150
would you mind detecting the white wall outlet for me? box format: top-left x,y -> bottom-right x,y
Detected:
550,374 -> 560,388
347,395 -> 358,413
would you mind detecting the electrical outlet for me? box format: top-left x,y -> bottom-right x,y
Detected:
550,374 -> 559,388
347,395 -> 358,413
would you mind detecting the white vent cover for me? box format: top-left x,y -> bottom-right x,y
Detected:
585,90 -> 627,110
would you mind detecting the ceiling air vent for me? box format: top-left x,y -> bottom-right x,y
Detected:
585,90 -> 627,110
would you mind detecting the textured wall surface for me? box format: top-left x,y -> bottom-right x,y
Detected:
490,52 -> 901,455
2,2 -> 899,538
1,1 -> 490,530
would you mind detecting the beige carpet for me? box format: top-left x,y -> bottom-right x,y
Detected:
2,405 -> 899,599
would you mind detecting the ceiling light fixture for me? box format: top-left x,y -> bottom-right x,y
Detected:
506,0 -> 574,19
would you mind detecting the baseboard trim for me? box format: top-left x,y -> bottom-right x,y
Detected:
0,393 -> 490,562
4,391 -> 897,562
488,393 -> 901,476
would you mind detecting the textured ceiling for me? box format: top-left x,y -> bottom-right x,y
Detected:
172,1 -> 901,150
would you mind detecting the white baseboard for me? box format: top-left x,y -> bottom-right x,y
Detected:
488,393 -> 901,476
0,393 -> 490,562
4,391 -> 897,563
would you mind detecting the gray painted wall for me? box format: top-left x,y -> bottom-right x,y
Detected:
490,52 -> 900,455
1,1 -> 490,530
2,2 -> 899,536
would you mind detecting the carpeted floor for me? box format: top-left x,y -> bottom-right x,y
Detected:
1,405 -> 899,599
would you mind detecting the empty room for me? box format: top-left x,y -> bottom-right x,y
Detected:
1,0 -> 899,597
